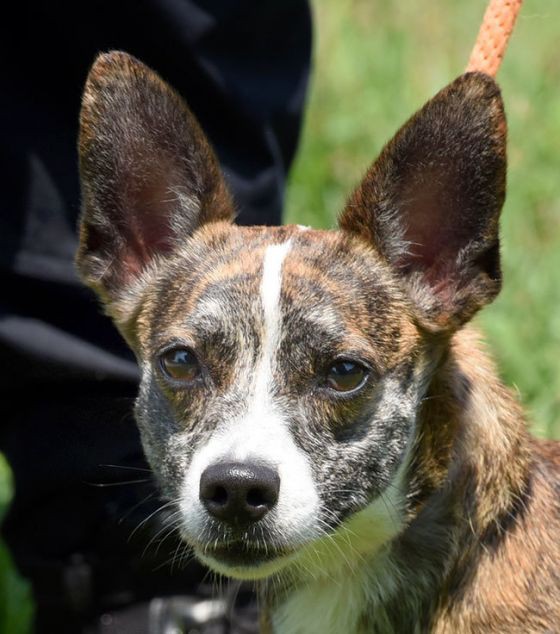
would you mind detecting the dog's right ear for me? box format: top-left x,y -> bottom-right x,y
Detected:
77,51 -> 234,331
339,73 -> 507,333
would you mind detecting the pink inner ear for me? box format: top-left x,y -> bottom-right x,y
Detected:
397,164 -> 468,288
119,173 -> 180,280
124,183 -> 177,272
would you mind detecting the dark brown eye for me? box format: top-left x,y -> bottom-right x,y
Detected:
325,360 -> 367,393
159,348 -> 201,383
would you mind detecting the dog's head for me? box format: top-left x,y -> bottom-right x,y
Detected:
77,52 -> 506,580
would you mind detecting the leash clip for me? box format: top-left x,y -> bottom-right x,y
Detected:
149,596 -> 228,633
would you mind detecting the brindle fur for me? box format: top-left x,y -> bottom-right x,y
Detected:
77,52 -> 560,632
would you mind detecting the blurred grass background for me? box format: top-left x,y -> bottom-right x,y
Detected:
1,0 -> 559,630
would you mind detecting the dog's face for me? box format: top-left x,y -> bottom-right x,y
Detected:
77,53 -> 506,579
130,224 -> 426,578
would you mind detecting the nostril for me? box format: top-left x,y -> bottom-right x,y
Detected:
210,485 -> 228,506
247,487 -> 269,508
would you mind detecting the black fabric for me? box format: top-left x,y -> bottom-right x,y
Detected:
0,0 -> 311,381
0,2 -> 312,631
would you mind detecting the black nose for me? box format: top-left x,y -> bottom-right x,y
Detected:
199,462 -> 280,525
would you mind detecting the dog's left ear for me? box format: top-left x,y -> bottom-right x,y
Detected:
339,72 -> 507,332
77,51 -> 234,330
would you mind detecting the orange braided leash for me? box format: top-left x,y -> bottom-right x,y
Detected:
466,0 -> 523,77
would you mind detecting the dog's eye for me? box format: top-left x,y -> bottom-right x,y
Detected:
159,348 -> 201,383
325,360 -> 367,393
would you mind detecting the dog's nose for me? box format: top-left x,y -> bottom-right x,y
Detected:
199,462 -> 280,525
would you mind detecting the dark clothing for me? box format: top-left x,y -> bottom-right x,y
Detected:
0,2 -> 311,631
0,0 -> 311,383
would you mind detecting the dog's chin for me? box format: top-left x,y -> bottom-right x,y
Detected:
194,542 -> 297,580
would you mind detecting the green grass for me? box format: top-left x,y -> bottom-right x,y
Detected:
2,0 -> 560,627
0,456 -> 33,634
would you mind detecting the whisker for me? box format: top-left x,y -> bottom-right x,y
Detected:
118,491 -> 157,525
141,509 -> 183,558
99,463 -> 153,473
85,478 -> 152,487
128,499 -> 177,542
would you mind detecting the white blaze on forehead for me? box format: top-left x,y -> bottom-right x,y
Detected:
260,240 -> 292,323
255,240 -> 293,404
181,239 -> 321,556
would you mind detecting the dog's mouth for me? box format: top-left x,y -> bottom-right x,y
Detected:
194,540 -> 296,578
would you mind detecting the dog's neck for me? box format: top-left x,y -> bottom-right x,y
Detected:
412,326 -> 531,532
264,327 -> 532,634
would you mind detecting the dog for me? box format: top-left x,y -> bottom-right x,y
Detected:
76,51 -> 560,633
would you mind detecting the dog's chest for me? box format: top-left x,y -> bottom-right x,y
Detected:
271,572 -> 370,634
269,555 -> 413,634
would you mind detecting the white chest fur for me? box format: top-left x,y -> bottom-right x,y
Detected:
271,549 -> 405,634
